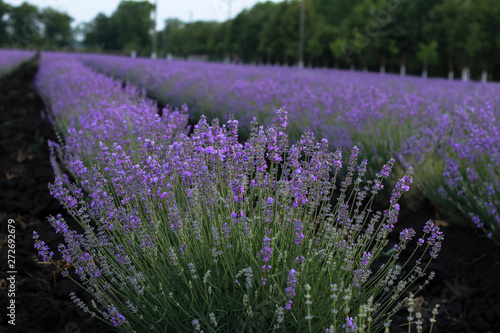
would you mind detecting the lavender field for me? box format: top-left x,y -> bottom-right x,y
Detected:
2,0 -> 500,330
32,52 -> 445,332
75,53 -> 500,241
2,51 -> 500,333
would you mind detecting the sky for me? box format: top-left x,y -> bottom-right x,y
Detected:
5,0 -> 282,29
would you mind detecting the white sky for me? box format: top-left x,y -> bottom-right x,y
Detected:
5,0 -> 283,29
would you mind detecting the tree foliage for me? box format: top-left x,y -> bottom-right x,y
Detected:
0,1 -> 73,49
0,0 -> 12,46
41,8 -> 73,48
83,1 -> 154,55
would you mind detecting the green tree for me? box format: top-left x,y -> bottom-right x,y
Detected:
308,22 -> 338,67
425,0 -> 480,80
83,13 -> 112,50
399,0 -> 442,75
256,0 -> 317,66
163,18 -> 185,56
312,0 -> 364,66
313,0 -> 363,27
212,21 -> 230,58
228,2 -> 276,63
474,0 -> 500,81
0,0 -> 11,46
7,2 -> 42,48
280,1 -> 301,65
162,19 -> 222,59
110,1 -> 154,53
417,41 -> 438,78
40,8 -> 73,48
258,2 -> 286,64
335,0 -> 378,71
300,0 -> 333,67
184,21 -> 219,56
83,1 -> 154,54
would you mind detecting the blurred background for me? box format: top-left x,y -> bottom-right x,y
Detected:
1,0 -> 499,81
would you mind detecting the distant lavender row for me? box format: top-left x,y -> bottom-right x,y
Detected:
73,54 -> 498,145
35,53 -> 188,167
74,53 -> 500,240
0,49 -> 35,77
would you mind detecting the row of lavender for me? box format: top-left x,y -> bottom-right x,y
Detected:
35,52 -> 187,167
74,54 -> 500,241
0,49 -> 36,78
34,52 -> 442,332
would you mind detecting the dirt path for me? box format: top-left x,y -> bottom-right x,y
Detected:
389,205 -> 500,333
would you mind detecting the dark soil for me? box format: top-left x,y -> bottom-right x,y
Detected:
1,58 -> 499,333
388,207 -> 500,333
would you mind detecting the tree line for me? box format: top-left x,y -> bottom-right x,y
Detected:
0,1 -> 154,53
2,0 -> 499,81
0,1 -> 73,49
158,0 -> 500,81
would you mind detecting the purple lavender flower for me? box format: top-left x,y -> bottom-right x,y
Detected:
108,305 -> 126,327
399,228 -> 416,242
33,236 -> 54,262
286,269 -> 298,299
342,317 -> 357,332
260,237 -> 272,262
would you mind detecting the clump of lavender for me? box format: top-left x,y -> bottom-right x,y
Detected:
37,107 -> 442,332
403,104 -> 500,242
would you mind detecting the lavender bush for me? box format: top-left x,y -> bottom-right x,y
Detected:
73,53 -> 500,241
0,49 -> 35,77
403,103 -> 500,240
41,114 -> 443,332
33,53 -> 443,331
